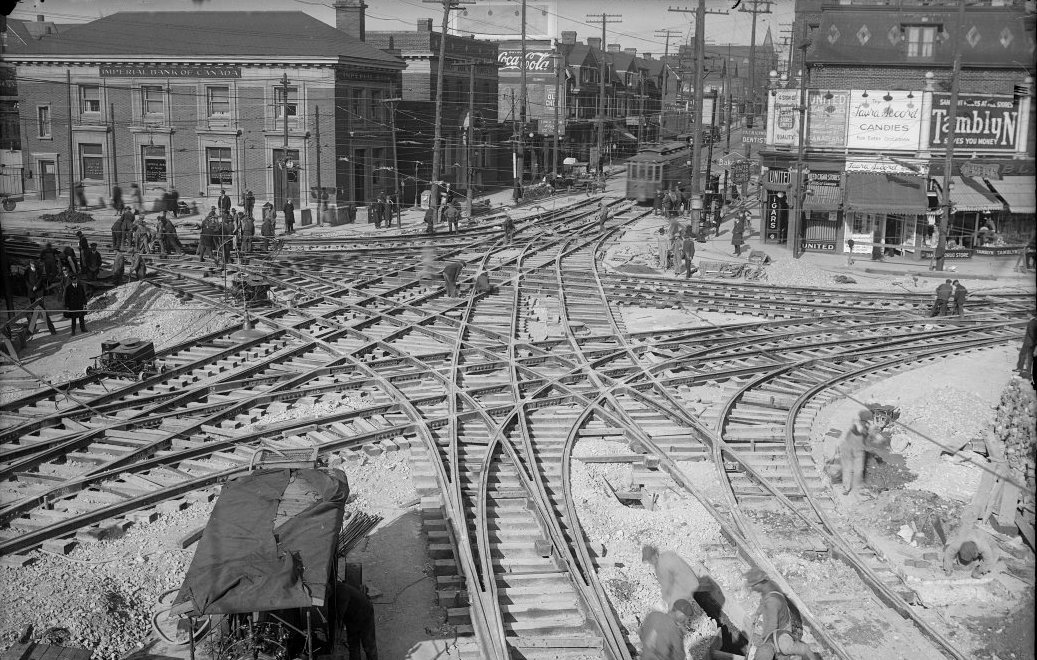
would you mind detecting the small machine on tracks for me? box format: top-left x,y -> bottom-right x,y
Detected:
232,273 -> 271,308
85,337 -> 165,380
167,451 -> 352,660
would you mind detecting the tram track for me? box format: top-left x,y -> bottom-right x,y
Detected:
1,199 -> 1029,659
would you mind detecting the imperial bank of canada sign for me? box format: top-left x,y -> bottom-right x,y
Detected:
498,50 -> 555,74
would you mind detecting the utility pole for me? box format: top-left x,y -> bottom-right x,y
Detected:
382,92 -> 402,227
553,44 -> 561,175
423,0 -> 472,216
655,29 -> 682,140
510,89 -> 519,201
467,61 -> 475,221
788,35 -> 809,259
279,73 -> 291,211
518,0 -> 527,190
669,1 -> 727,211
937,0 -> 967,272
739,0 -> 771,151
66,70 -> 75,212
314,106 -> 322,226
722,47 -> 733,202
586,12 -> 622,175
109,101 -> 118,192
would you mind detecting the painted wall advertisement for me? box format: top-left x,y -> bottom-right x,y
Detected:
498,50 -> 555,74
846,90 -> 922,151
929,94 -> 1019,152
768,90 -> 800,147
806,90 -> 849,148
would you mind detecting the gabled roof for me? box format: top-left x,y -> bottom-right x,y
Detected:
5,12 -> 403,67
3,17 -> 69,52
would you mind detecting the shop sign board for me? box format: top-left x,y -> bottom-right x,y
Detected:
767,90 -> 800,146
499,50 -> 555,74
765,192 -> 786,242
930,94 -> 1019,152
846,90 -> 922,152
741,128 -> 766,145
845,158 -> 928,176
974,245 -> 1024,256
732,161 -> 751,184
806,90 -> 849,148
920,248 -> 973,259
101,66 -> 241,78
929,159 -> 1035,179
801,240 -> 838,251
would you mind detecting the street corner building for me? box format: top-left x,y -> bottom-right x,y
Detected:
5,3 -> 405,215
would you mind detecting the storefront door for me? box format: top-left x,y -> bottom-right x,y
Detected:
272,149 -> 300,210
39,160 -> 57,200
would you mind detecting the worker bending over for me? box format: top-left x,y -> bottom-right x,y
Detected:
943,523 -> 1002,578
335,582 -> 378,660
744,568 -> 822,660
639,599 -> 694,660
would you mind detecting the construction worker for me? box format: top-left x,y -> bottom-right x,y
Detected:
744,568 -> 822,660
929,279 -> 953,317
502,211 -> 515,244
943,523 -> 1002,578
83,243 -> 102,280
444,201 -> 460,234
835,409 -> 875,496
598,199 -> 610,232
952,280 -> 968,317
111,250 -> 126,285
639,599 -> 692,660
334,582 -> 377,660
441,260 -> 465,298
680,228 -> 698,279
642,544 -> 704,610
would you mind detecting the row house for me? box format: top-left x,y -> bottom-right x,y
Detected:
367,18 -> 501,203
761,0 -> 1035,258
7,9 -> 404,213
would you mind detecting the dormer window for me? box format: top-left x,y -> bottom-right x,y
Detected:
903,25 -> 937,58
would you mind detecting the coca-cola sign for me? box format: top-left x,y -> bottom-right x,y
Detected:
498,50 -> 555,74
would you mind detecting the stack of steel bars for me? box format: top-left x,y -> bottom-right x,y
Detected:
337,511 -> 383,557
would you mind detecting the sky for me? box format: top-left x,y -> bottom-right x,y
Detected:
9,0 -> 794,55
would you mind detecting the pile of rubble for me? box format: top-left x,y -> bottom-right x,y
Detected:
991,378 -> 1036,536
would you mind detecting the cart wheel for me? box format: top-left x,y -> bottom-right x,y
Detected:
2,198 -> 15,212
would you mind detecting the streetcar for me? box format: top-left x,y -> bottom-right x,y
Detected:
625,141 -> 693,205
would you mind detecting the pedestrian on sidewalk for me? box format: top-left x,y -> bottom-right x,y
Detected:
283,199 -> 295,234
952,280 -> 968,317
846,239 -> 856,267
929,279 -> 953,317
731,213 -> 746,257
63,273 -> 88,335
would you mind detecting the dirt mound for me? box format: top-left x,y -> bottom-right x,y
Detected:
39,210 -> 95,224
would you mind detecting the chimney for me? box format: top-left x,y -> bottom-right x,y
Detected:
37,15 -> 45,22
417,18 -> 433,31
642,52 -> 653,60
587,37 -> 601,50
623,47 -> 636,56
334,0 -> 367,42
607,43 -> 620,53
561,31 -> 577,46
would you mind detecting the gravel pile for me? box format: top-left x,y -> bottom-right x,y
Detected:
0,503 -> 214,660
570,440 -> 737,660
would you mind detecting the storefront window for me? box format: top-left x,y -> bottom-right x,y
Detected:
143,145 -> 168,183
207,147 -> 233,185
80,143 -> 104,181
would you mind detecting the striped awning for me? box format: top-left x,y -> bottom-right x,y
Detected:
803,183 -> 842,211
844,173 -> 928,214
987,176 -> 1036,214
949,176 -> 1002,213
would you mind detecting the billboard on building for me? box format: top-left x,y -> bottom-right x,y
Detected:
806,90 -> 848,148
846,90 -> 922,151
498,50 -> 555,75
929,93 -> 1020,152
767,89 -> 800,146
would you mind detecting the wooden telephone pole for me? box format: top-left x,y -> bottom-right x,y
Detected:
586,12 -> 622,175
739,0 -> 771,163
668,1 -> 727,208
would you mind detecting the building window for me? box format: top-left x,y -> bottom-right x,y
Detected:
80,143 -> 104,181
904,26 -> 937,58
349,88 -> 364,119
207,147 -> 233,185
141,85 -> 165,117
207,86 -> 230,117
37,105 -> 52,138
80,85 -> 101,114
142,145 -> 168,183
274,86 -> 298,120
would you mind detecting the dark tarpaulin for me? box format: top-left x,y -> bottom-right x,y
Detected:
174,468 -> 349,615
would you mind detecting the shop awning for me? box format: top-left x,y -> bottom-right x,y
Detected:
948,176 -> 1003,212
803,183 -> 842,211
760,180 -> 790,192
844,172 -> 928,214
986,176 -> 1036,214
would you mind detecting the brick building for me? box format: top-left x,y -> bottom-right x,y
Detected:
366,20 -> 500,203
7,9 -> 404,212
761,0 -> 1035,258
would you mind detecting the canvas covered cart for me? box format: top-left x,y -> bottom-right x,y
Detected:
169,465 -> 350,660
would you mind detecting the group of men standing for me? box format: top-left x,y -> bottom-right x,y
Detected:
929,279 -> 968,317
656,209 -> 749,279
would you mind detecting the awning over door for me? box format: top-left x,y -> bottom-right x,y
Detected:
986,176 -> 1036,214
844,173 -> 928,214
947,176 -> 1003,212
803,183 -> 842,211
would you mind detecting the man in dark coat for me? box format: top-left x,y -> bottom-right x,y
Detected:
930,279 -> 953,317
952,280 -> 968,317
244,189 -> 255,219
169,186 -> 180,218
83,243 -> 102,280
241,212 -> 255,252
373,193 -> 385,229
111,185 -> 124,212
61,246 -> 80,274
24,261 -> 46,302
111,250 -> 126,285
731,213 -> 746,256
444,202 -> 460,234
423,205 -> 437,235
111,214 -> 125,251
260,211 -> 275,250
442,260 -> 465,297
76,230 -> 89,266
64,273 -> 88,335
219,214 -> 236,263
283,199 -> 295,234
334,582 -> 377,660
198,215 -> 216,263
680,228 -> 697,279
39,243 -> 60,284
74,181 -> 87,209
218,189 -> 232,216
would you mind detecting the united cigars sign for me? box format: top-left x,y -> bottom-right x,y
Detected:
498,50 -> 555,74
100,66 -> 241,78
930,94 -> 1019,152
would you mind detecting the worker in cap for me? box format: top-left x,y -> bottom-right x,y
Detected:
943,522 -> 1001,579
642,544 -> 706,611
639,598 -> 694,660
835,409 -> 875,496
744,568 -> 822,660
